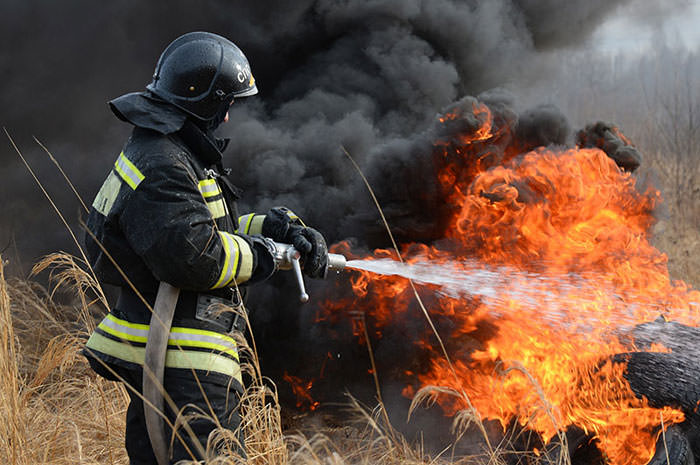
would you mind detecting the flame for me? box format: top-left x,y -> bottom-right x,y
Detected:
283,371 -> 320,411
438,102 -> 494,143
283,352 -> 336,411
322,101 -> 700,464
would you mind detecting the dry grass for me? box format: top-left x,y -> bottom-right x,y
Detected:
0,257 -> 127,464
1,250 -> 578,465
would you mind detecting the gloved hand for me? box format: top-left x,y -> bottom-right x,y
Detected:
261,207 -> 328,278
294,226 -> 328,279
262,206 -> 301,242
247,235 -> 278,283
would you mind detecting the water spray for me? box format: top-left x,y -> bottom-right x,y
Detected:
273,243 -> 670,333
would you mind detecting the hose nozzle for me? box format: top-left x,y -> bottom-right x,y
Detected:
271,241 -> 347,303
327,253 -> 347,273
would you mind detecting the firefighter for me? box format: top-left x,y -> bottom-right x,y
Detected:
83,31 -> 328,463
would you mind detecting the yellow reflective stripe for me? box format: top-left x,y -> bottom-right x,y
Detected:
197,179 -> 221,198
87,330 -> 142,362
231,235 -> 254,283
236,213 -> 265,235
86,332 -> 242,383
206,199 -> 227,219
98,326 -> 237,359
237,213 -> 255,234
212,232 -> 239,289
170,326 -> 235,340
92,171 -> 122,216
249,215 -> 265,235
166,349 -> 241,382
100,322 -> 147,343
114,152 -> 145,190
167,338 -> 238,359
286,209 -> 306,227
99,314 -> 238,359
106,313 -> 149,331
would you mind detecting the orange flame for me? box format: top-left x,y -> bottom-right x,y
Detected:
323,103 -> 699,464
283,371 -> 320,411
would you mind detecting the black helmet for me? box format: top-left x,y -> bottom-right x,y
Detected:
146,31 -> 258,122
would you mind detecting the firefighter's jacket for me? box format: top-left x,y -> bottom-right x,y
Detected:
84,93 -> 266,387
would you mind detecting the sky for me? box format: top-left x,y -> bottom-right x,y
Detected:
594,0 -> 700,54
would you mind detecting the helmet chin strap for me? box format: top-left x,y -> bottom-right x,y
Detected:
205,97 -> 233,131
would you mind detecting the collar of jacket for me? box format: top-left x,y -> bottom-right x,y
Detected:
109,91 -> 230,167
109,91 -> 188,135
177,120 -> 231,167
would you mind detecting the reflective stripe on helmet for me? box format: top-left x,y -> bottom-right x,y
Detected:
236,213 -> 265,235
98,313 -> 238,359
85,331 -> 242,384
211,232 -> 254,288
197,179 -> 221,198
114,152 -> 145,190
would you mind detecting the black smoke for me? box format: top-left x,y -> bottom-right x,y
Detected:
0,0 -> 688,450
0,0 -> 683,264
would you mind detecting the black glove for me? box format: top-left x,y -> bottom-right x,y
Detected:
295,227 -> 328,279
261,207 -> 328,278
262,206 -> 301,242
247,235 -> 277,283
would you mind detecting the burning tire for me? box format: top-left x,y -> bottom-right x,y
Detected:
615,352 -> 700,414
613,351 -> 700,463
646,425 -> 695,465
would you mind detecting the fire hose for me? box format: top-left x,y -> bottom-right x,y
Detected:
144,242 -> 346,465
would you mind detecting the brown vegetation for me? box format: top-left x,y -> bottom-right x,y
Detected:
0,254 -> 504,464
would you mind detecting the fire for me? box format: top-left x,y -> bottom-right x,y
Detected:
283,371 -> 320,411
322,100 -> 700,464
283,352 -> 335,412
438,102 -> 494,143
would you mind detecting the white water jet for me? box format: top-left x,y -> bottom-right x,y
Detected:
344,257 -> 699,337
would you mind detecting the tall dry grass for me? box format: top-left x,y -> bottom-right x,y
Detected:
0,256 -> 127,464
0,251 -> 572,465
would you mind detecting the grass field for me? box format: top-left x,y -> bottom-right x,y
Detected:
0,253 -> 481,465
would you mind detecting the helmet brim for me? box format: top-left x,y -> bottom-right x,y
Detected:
234,84 -> 258,98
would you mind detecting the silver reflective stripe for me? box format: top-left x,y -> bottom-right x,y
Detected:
169,331 -> 237,352
99,314 -> 239,357
237,213 -> 255,234
101,314 -> 148,339
211,232 -> 239,288
114,152 -> 145,190
86,332 -> 242,383
197,179 -> 221,198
